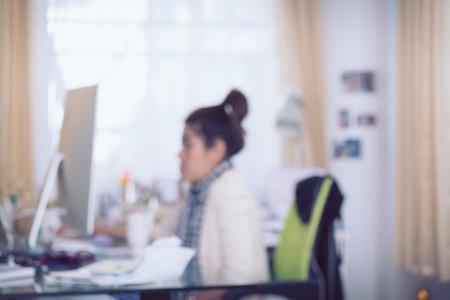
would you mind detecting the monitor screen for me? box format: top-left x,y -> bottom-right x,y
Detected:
27,85 -> 97,250
57,85 -> 97,236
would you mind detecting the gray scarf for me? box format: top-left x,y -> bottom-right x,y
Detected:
176,160 -> 232,283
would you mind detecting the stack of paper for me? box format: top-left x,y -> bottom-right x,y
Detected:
0,264 -> 35,288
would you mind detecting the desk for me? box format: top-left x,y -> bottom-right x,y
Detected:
0,274 -> 321,300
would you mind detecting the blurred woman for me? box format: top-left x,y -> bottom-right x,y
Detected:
98,89 -> 269,300
177,89 -> 269,289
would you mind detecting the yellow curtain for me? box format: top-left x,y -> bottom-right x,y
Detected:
0,0 -> 36,211
275,0 -> 328,169
395,0 -> 450,281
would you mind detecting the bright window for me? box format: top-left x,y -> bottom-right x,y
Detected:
37,0 -> 281,203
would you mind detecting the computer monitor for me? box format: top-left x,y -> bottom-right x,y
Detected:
28,85 -> 98,250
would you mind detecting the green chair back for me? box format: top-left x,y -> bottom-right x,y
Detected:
273,177 -> 333,280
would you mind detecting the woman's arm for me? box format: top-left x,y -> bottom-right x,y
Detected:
93,223 -> 127,239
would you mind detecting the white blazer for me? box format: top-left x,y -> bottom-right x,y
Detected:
198,168 -> 270,284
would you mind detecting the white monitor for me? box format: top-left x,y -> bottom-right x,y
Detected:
28,85 -> 98,250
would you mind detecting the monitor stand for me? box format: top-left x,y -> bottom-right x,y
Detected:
27,153 -> 65,250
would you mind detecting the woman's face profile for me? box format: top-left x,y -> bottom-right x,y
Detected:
178,125 -> 224,183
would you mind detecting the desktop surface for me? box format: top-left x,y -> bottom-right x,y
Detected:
0,271 -> 271,299
0,234 -> 324,299
0,272 -> 322,300
0,235 -> 269,299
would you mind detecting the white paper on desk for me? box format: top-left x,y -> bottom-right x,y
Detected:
0,264 -> 35,282
46,267 -> 94,286
0,277 -> 36,288
47,236 -> 194,287
92,243 -> 194,285
92,236 -> 194,286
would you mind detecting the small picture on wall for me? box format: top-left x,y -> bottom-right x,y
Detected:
358,114 -> 377,126
339,109 -> 350,128
342,72 -> 375,92
333,139 -> 361,159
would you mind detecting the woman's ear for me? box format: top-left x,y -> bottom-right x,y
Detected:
210,138 -> 227,163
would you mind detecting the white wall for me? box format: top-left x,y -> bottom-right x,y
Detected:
321,0 -> 390,299
322,0 -> 450,299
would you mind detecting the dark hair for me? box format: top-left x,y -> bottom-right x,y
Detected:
186,89 -> 248,158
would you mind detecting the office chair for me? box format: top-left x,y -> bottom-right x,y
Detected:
224,176 -> 344,300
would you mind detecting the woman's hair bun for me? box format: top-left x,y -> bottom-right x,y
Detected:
222,89 -> 248,123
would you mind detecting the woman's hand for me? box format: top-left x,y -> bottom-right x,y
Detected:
93,222 -> 127,239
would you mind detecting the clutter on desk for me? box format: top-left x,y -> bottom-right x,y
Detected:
10,248 -> 95,271
45,235 -> 195,287
96,172 -> 164,228
0,254 -> 36,286
118,171 -> 160,209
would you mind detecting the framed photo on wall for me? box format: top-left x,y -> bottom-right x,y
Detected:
358,114 -> 377,126
342,71 -> 375,92
333,139 -> 362,159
